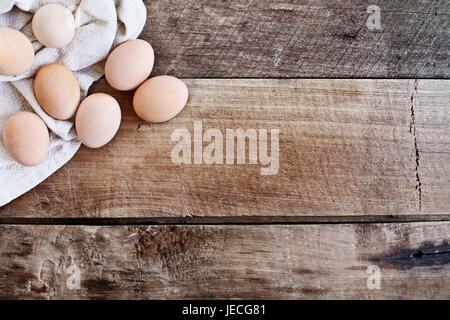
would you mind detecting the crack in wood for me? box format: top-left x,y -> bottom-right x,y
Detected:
342,27 -> 362,39
410,79 -> 422,213
1,215 -> 450,225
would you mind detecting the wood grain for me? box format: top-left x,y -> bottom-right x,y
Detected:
415,80 -> 450,214
1,1 -> 448,302
1,79 -> 449,219
0,222 -> 448,299
144,0 -> 449,78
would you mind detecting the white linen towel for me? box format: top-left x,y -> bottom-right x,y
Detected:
0,0 -> 147,206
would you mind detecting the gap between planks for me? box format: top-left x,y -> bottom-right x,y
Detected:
1,215 -> 450,226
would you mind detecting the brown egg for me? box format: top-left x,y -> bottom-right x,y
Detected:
3,112 -> 49,167
133,76 -> 188,123
32,4 -> 76,48
75,93 -> 121,148
105,39 -> 154,91
34,64 -> 81,120
0,27 -> 34,76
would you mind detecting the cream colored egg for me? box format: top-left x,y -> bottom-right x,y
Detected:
34,64 -> 81,120
0,27 -> 34,76
105,39 -> 154,91
75,93 -> 121,148
2,112 -> 49,167
32,4 -> 75,48
133,76 -> 188,123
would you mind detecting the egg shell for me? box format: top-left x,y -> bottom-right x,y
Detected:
34,64 -> 81,120
0,27 -> 34,76
105,39 -> 154,91
133,76 -> 188,123
75,93 -> 122,148
32,4 -> 75,48
3,112 -> 49,167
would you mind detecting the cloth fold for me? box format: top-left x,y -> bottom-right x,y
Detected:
0,0 -> 146,206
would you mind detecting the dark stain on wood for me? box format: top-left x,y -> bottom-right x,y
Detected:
84,278 -> 118,294
292,268 -> 316,275
301,287 -> 330,295
345,265 -> 368,271
370,241 -> 450,270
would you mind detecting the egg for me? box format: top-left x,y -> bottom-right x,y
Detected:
34,64 -> 81,120
133,76 -> 188,123
0,27 -> 34,76
32,3 -> 75,48
75,93 -> 121,148
105,39 -> 154,91
2,112 -> 49,167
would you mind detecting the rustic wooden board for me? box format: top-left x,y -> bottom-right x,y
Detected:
145,0 -> 449,78
415,80 -> 450,214
0,222 -> 448,299
1,0 -> 448,303
1,79 -> 449,219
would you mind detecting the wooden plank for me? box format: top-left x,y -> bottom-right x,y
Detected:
144,0 -> 449,78
415,80 -> 450,214
1,79 -> 449,219
0,222 -> 448,299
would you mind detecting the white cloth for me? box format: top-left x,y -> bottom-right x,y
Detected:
0,0 -> 146,206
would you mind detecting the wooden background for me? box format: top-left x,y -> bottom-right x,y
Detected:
1,0 -> 449,299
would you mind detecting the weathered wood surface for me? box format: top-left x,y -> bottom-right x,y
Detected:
1,79 -> 449,219
0,222 -> 448,299
145,0 -> 449,78
1,1 -> 448,302
415,80 -> 450,214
